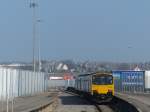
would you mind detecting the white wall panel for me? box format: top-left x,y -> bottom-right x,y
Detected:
145,71 -> 150,89
0,67 -> 47,101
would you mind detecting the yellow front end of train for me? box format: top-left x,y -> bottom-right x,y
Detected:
91,74 -> 114,100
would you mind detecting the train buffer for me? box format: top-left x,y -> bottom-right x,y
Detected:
115,92 -> 150,112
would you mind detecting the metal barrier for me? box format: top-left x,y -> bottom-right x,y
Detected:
47,79 -> 75,89
0,68 -> 48,101
0,67 -> 49,112
48,80 -> 66,88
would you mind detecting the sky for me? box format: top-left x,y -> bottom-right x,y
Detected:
0,0 -> 150,62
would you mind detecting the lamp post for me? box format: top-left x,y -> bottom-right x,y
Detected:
37,19 -> 42,72
30,0 -> 37,72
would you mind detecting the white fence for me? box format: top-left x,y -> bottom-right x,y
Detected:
0,68 -> 47,101
48,79 -> 75,89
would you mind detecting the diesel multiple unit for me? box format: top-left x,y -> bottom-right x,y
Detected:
74,72 -> 114,101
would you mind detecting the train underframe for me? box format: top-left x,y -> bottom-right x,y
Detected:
67,87 -> 113,103
92,91 -> 113,103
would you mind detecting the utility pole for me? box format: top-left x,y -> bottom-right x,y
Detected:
37,19 -> 41,72
30,0 -> 37,72
38,30 -> 41,72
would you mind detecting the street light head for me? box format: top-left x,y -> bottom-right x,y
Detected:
128,46 -> 132,49
30,2 -> 38,8
37,19 -> 42,22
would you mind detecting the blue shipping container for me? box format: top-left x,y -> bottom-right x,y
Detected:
112,71 -> 145,92
112,71 -> 122,91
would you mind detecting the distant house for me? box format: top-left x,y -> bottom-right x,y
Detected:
134,66 -> 141,71
56,63 -> 69,71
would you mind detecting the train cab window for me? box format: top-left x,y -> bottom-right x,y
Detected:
92,76 -> 113,85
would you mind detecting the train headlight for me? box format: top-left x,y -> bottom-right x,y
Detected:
108,89 -> 112,93
93,90 -> 98,94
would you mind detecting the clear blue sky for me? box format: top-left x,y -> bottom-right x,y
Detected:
0,0 -> 150,62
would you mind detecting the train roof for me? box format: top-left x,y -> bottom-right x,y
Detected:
78,72 -> 112,77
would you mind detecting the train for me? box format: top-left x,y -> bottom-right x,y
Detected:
72,72 -> 114,102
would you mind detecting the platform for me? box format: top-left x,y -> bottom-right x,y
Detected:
0,92 -> 56,112
115,92 -> 150,112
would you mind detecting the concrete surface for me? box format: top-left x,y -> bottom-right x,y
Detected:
0,92 -> 56,112
54,92 -> 114,112
54,92 -> 97,112
115,92 -> 150,112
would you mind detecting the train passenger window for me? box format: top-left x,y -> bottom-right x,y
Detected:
92,76 -> 113,85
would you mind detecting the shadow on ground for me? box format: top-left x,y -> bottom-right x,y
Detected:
59,96 -> 92,105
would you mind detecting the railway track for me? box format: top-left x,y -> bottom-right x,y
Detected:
83,93 -> 114,112
64,90 -> 113,112
93,96 -> 139,112
66,89 -> 139,112
29,89 -> 139,112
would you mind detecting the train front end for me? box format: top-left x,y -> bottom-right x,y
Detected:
92,74 -> 114,101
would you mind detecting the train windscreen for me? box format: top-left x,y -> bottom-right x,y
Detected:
92,75 -> 113,85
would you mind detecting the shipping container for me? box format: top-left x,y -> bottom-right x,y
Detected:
112,71 -> 145,93
112,71 -> 122,91
145,71 -> 150,91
